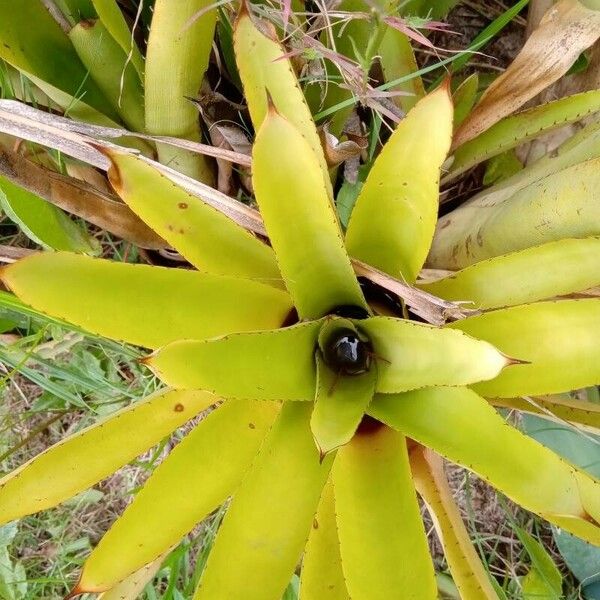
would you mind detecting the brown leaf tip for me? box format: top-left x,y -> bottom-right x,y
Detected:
64,583 -> 83,600
503,353 -> 531,367
78,18 -> 97,30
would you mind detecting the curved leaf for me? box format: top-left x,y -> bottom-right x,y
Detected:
420,237 -> 600,310
145,0 -> 216,182
91,0 -> 145,78
453,0 -> 600,147
370,387 -> 600,545
194,402 -> 332,600
448,300 -> 600,397
75,399 -> 278,593
0,0 -> 117,119
359,316 -> 510,393
491,395 -> 600,433
345,85 -> 453,283
429,149 -> 600,270
104,149 -> 281,283
0,389 -> 215,525
300,478 -> 349,600
1,252 -> 292,349
449,89 -> 600,180
234,9 -> 330,189
0,177 -> 97,254
410,447 -> 499,600
253,108 -> 366,318
98,552 -> 167,600
333,423 -> 437,600
311,353 -> 377,458
145,321 -> 322,400
69,19 -> 145,131
379,27 -> 425,114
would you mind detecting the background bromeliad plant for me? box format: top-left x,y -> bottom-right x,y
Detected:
1,0 -> 600,599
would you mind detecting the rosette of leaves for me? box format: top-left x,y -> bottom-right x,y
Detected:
2,10 -> 600,600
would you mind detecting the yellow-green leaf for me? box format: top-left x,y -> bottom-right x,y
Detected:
0,389 -> 215,525
146,321 -> 322,400
345,85 -> 453,283
448,300 -> 600,397
300,478 -> 349,600
69,19 -> 145,131
429,157 -> 600,270
75,399 -> 278,593
311,353 -> 377,457
419,237 -> 600,310
449,89 -> 600,180
333,423 -> 437,600
145,0 -> 216,182
410,447 -> 499,600
359,316 -> 510,393
98,552 -> 167,600
92,0 -> 145,78
194,402 -> 332,600
234,9 -> 330,189
253,108 -> 366,319
491,395 -> 600,433
369,387 -> 600,545
1,252 -> 292,349
104,149 -> 281,283
0,0 -> 117,120
0,177 -> 97,254
379,28 -> 425,114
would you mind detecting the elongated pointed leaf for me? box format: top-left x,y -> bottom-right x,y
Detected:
194,402 -> 333,600
146,321 -> 321,400
0,0 -> 117,119
69,19 -> 145,131
104,149 -> 281,283
145,0 -> 216,182
420,238 -> 600,310
91,0 -> 145,78
0,389 -> 215,524
1,252 -> 292,349
491,395 -> 600,433
234,9 -> 330,188
300,478 -> 349,600
448,300 -> 600,397
453,74 -> 479,129
410,447 -> 499,600
345,86 -> 453,283
333,423 -> 437,600
311,353 -> 377,457
359,316 -> 510,393
253,109 -> 366,319
429,156 -> 600,270
449,89 -> 600,180
379,28 -> 425,114
75,399 -> 278,593
98,552 -> 167,600
369,387 -> 600,545
0,177 -> 96,254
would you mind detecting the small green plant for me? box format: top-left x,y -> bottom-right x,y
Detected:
1,8 -> 600,600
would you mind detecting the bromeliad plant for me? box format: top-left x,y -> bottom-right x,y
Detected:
3,8 -> 600,600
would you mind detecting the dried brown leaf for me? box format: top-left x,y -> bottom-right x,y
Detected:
453,0 -> 600,148
0,148 -> 166,249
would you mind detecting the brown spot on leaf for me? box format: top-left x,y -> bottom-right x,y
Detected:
178,202 -> 188,209
174,403 -> 185,412
248,422 -> 255,429
313,518 -> 319,529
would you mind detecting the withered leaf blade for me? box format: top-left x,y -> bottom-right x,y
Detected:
0,147 -> 166,249
453,0 -> 600,148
